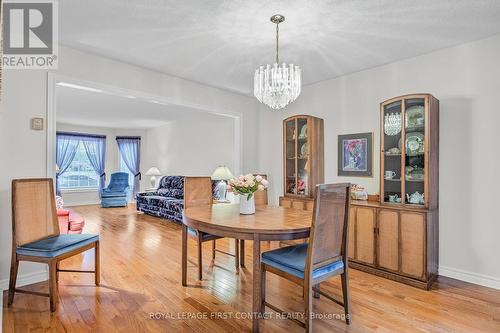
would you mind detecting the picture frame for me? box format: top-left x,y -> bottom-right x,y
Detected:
338,132 -> 373,177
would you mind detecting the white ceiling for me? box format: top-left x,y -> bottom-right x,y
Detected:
56,85 -> 228,129
60,0 -> 500,95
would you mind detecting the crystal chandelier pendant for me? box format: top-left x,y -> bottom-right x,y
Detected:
254,15 -> 302,110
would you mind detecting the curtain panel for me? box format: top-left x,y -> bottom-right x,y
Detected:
116,136 -> 141,199
55,133 -> 80,195
82,136 -> 107,197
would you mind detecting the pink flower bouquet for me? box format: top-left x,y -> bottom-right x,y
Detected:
227,174 -> 269,200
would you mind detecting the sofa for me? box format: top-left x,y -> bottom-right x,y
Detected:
101,172 -> 130,208
136,176 -> 212,223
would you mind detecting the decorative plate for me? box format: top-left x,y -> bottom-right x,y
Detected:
300,143 -> 308,157
298,124 -> 307,139
405,132 -> 424,155
406,105 -> 425,128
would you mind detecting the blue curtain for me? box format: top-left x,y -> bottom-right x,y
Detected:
116,136 -> 141,199
56,133 -> 80,195
82,136 -> 107,197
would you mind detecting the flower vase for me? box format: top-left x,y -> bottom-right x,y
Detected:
240,194 -> 255,215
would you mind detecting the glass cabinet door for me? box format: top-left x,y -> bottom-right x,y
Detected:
383,101 -> 403,204
285,119 -> 296,195
404,98 -> 425,205
296,118 -> 309,196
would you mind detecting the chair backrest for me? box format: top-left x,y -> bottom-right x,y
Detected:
107,172 -> 129,191
254,174 -> 268,206
306,183 -> 351,274
12,178 -> 60,247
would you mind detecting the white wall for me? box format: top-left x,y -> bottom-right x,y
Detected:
56,123 -> 147,206
0,45 -> 259,290
144,115 -> 235,178
258,34 -> 500,289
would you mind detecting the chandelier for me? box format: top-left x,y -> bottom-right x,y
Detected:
254,14 -> 301,110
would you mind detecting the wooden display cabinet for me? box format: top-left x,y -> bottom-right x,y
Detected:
280,115 -> 324,208
348,94 -> 439,289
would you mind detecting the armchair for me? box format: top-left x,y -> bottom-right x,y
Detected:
101,172 -> 130,208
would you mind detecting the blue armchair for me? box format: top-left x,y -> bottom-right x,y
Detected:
101,172 -> 129,208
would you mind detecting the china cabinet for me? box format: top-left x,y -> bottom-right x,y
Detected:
279,115 -> 324,208
380,94 -> 439,208
348,94 -> 439,289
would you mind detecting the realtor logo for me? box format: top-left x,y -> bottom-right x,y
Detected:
2,0 -> 58,69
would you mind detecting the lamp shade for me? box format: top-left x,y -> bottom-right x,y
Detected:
145,167 -> 162,176
211,165 -> 233,180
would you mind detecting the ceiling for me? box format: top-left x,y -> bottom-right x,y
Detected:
60,0 -> 500,95
56,84 -> 228,129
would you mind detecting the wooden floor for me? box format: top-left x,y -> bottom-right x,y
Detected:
3,205 -> 500,333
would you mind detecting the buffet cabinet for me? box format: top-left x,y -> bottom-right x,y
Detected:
348,201 -> 438,289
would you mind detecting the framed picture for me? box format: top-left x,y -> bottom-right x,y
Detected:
338,132 -> 373,177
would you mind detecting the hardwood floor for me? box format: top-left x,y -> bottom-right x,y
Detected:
3,204 -> 500,332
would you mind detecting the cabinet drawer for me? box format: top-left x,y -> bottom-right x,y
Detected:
279,198 -> 292,208
291,200 -> 305,210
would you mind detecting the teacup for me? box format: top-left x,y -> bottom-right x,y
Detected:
385,170 -> 396,179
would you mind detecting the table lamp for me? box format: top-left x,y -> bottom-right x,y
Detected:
145,167 -> 162,188
211,165 -> 233,200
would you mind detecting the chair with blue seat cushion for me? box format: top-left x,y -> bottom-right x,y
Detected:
101,172 -> 129,207
261,183 -> 352,332
8,178 -> 100,312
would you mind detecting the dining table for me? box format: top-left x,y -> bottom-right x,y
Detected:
182,203 -> 312,332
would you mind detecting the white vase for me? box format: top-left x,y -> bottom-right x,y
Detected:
239,194 -> 255,215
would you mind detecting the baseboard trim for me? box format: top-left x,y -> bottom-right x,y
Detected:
439,265 -> 500,290
64,200 -> 99,206
0,269 -> 48,291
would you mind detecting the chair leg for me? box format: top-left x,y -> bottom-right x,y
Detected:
261,266 -> 266,313
341,272 -> 351,325
197,234 -> 203,280
56,261 -> 60,283
48,260 -> 58,312
234,239 -> 240,272
8,256 -> 19,305
95,241 -> 100,285
240,240 -> 245,267
304,283 -> 313,332
313,283 -> 320,299
212,240 -> 216,260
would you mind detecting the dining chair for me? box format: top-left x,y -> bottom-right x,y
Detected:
261,183 -> 352,332
8,178 -> 100,312
193,175 -> 269,280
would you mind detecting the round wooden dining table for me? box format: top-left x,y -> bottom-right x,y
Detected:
182,204 -> 312,332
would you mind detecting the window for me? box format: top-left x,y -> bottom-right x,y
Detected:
59,142 -> 99,190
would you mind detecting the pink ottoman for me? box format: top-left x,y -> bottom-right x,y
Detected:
57,209 -> 85,234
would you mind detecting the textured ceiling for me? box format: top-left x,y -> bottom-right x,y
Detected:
56,85 -> 227,129
60,0 -> 500,95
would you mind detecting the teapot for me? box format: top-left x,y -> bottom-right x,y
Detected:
406,192 -> 424,204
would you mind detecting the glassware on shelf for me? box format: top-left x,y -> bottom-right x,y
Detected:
384,112 -> 402,136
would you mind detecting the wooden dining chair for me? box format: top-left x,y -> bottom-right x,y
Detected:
8,178 -> 100,312
261,183 -> 352,332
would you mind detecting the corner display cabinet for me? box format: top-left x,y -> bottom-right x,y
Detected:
348,94 -> 439,290
279,115 -> 324,210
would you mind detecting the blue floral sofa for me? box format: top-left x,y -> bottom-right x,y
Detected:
136,176 -> 212,223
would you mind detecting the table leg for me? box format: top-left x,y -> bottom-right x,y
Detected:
240,240 -> 245,267
252,235 -> 261,332
182,224 -> 187,286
